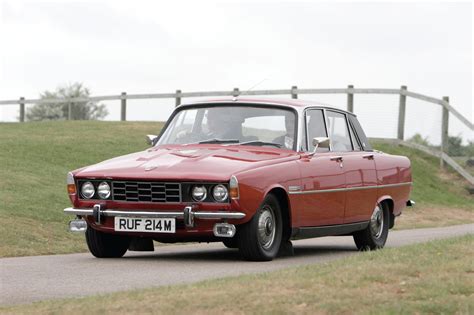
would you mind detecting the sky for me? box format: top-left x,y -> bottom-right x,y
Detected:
0,0 -> 472,144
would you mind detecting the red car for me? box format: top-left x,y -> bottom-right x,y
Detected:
64,98 -> 413,261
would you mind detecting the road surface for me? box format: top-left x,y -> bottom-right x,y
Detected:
1,224 -> 472,305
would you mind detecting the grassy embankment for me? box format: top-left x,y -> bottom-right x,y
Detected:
0,122 -> 472,257
1,235 -> 472,314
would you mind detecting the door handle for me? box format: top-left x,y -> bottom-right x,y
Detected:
362,154 -> 374,160
330,156 -> 343,168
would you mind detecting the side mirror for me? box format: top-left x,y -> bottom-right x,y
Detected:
146,135 -> 158,146
309,137 -> 330,156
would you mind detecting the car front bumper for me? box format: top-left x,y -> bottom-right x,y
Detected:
64,204 -> 246,228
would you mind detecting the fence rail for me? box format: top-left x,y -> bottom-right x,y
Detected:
1,85 -> 473,182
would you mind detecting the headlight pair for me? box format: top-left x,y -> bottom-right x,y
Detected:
192,184 -> 228,202
81,181 -> 110,199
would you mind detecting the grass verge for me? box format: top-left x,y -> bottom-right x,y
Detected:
0,122 -> 472,257
1,235 -> 472,314
0,121 -> 161,257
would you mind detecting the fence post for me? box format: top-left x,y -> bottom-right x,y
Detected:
232,88 -> 240,98
397,85 -> 407,140
19,97 -> 25,122
67,102 -> 72,120
121,92 -> 127,121
291,86 -> 298,99
347,85 -> 354,113
440,96 -> 450,168
175,90 -> 182,108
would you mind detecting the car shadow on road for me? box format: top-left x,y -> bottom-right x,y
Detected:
122,243 -> 357,262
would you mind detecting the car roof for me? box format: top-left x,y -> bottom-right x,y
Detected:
179,97 -> 356,116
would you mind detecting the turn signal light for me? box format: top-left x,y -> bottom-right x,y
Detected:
67,172 -> 76,194
229,175 -> 239,199
67,184 -> 76,194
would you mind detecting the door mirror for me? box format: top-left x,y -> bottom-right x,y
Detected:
309,137 -> 330,156
146,135 -> 158,146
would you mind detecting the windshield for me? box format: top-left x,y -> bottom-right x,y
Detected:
157,105 -> 297,150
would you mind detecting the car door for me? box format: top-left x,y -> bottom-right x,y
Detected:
295,109 -> 345,227
336,114 -> 378,223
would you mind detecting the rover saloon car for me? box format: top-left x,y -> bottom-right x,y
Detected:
64,98 -> 413,261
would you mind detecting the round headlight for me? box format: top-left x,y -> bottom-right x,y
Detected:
192,186 -> 207,202
97,182 -> 111,199
213,184 -> 228,202
81,182 -> 95,199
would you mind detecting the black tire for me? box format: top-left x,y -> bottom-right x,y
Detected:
85,226 -> 130,258
238,194 -> 283,261
353,202 -> 389,250
222,238 -> 238,249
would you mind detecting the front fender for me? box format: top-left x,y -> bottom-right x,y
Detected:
232,160 -> 301,224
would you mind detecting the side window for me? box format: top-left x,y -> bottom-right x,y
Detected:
306,109 -> 328,152
349,116 -> 372,151
326,111 -> 352,152
349,122 -> 362,151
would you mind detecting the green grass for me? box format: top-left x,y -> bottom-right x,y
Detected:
2,235 -> 472,314
0,122 -> 472,257
372,141 -> 473,209
0,121 -> 162,257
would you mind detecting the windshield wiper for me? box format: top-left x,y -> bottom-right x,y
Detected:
239,140 -> 282,148
197,138 -> 240,144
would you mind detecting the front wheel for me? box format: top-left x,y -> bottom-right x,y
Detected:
238,194 -> 283,261
353,203 -> 389,250
86,226 -> 130,258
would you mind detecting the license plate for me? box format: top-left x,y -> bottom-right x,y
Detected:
114,217 -> 176,233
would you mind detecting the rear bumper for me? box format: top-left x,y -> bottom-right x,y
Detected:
64,205 -> 245,228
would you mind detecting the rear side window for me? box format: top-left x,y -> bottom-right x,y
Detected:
326,111 -> 352,152
349,115 -> 372,151
349,123 -> 362,151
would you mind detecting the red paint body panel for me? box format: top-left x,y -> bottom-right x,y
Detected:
67,99 -> 413,240
295,153 -> 345,226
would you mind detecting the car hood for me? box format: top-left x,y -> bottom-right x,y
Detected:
74,145 -> 299,181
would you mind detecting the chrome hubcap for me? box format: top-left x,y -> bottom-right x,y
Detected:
370,205 -> 384,239
258,205 -> 276,250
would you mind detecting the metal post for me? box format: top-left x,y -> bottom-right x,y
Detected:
175,90 -> 181,108
347,85 -> 354,113
19,97 -> 25,122
121,92 -> 127,121
440,96 -> 449,168
232,88 -> 239,97
397,86 -> 407,140
291,86 -> 298,99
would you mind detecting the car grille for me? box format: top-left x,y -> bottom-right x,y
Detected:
112,181 -> 181,203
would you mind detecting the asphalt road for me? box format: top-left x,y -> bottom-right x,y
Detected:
1,224 -> 473,306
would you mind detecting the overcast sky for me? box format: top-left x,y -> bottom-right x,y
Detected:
0,0 -> 472,144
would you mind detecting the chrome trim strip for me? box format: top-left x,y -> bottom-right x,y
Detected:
63,208 -> 245,220
288,185 -> 301,191
288,182 -> 412,195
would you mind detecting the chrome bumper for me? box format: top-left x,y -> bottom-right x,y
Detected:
63,205 -> 246,227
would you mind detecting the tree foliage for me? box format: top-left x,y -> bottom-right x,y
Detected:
27,83 -> 108,121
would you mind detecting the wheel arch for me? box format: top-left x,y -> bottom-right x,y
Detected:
376,195 -> 395,229
266,186 -> 292,242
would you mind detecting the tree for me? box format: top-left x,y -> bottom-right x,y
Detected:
27,83 -> 108,121
408,133 -> 431,147
446,135 -> 464,156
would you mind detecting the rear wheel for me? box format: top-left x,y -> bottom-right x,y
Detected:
238,194 -> 282,261
86,226 -> 130,258
353,203 -> 389,250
